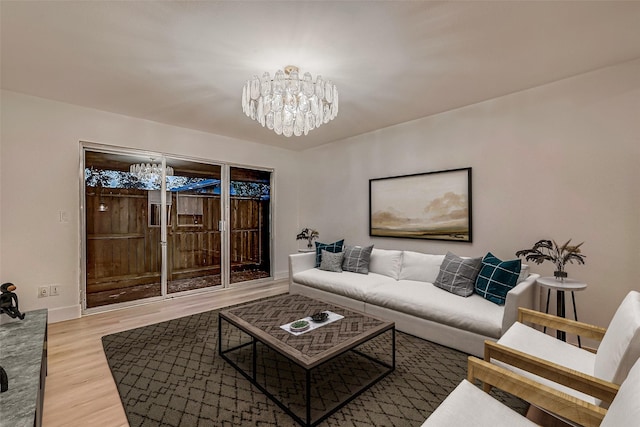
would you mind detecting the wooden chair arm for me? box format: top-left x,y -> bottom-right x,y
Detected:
518,307 -> 607,341
467,357 -> 607,427
484,341 -> 619,403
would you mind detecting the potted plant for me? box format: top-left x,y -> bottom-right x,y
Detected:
296,228 -> 319,249
516,239 -> 586,280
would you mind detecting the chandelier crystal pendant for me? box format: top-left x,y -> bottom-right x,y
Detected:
242,65 -> 338,137
129,163 -> 174,182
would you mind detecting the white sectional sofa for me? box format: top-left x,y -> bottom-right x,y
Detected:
289,248 -> 540,357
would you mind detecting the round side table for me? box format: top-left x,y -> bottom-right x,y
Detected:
536,277 -> 587,346
537,277 -> 587,348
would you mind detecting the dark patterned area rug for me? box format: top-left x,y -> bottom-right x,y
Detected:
102,300 -> 527,427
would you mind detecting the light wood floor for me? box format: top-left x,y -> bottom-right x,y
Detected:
42,280 -> 289,427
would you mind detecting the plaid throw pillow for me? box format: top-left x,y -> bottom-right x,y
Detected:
342,245 -> 374,274
434,252 -> 482,297
314,240 -> 344,267
474,252 -> 522,305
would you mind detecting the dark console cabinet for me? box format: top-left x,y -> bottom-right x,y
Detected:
0,309 -> 48,427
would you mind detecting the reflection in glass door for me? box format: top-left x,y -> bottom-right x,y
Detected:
167,160 -> 223,294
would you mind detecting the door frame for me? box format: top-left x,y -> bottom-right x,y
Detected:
79,142 -> 274,314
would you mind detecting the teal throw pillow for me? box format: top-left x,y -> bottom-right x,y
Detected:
474,252 -> 522,305
315,240 -> 344,267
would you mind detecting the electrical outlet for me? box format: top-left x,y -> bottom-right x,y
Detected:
50,285 -> 60,296
38,286 -> 49,298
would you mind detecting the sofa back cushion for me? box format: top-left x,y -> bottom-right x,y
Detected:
594,291 -> 640,385
368,248 -> 403,280
399,251 -> 445,283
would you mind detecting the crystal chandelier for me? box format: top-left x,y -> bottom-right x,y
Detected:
129,163 -> 174,182
242,65 -> 338,137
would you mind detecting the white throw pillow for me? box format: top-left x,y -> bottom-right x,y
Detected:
399,251 -> 445,283
368,248 -> 403,280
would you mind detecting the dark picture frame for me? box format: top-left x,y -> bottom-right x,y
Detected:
369,167 -> 472,242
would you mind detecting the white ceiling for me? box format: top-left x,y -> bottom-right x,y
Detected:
2,1 -> 640,151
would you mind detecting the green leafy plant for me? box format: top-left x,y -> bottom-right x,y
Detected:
291,320 -> 309,329
296,228 -> 319,248
516,239 -> 586,278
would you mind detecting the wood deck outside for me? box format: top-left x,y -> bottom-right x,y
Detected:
86,268 -> 271,307
86,187 -> 270,308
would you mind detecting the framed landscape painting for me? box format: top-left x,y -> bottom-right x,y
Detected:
369,167 -> 472,242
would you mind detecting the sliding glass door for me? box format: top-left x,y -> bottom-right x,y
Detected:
85,151 -> 165,308
167,160 -> 223,294
229,167 -> 271,284
83,147 -> 272,310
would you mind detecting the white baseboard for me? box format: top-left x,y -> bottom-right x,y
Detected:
274,269 -> 289,281
44,274 -> 289,323
48,304 -> 82,323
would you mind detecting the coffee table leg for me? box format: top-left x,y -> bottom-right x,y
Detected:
218,315 -> 222,356
392,328 -> 396,370
252,339 -> 257,381
306,369 -> 311,426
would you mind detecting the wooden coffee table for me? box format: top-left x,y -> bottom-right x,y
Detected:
218,294 -> 395,427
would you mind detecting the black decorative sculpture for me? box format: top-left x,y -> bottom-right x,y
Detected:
0,283 -> 25,320
0,366 -> 8,392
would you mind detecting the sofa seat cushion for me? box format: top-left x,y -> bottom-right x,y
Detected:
292,269 -> 395,301
366,280 -> 505,338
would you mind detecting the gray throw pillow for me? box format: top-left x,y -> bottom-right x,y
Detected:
319,250 -> 344,272
342,245 -> 374,274
434,251 -> 482,297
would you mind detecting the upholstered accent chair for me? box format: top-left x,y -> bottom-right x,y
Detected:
485,290 -> 640,408
421,356 -> 640,427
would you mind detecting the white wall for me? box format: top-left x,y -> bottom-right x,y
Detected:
298,59 -> 640,330
0,90 -> 300,322
2,59 -> 639,329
